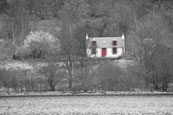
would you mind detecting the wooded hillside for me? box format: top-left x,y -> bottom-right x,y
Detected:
0,0 -> 172,60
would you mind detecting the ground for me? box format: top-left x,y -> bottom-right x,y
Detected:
0,96 -> 172,115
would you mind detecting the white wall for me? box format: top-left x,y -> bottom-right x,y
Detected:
87,48 -> 123,58
106,48 -> 123,58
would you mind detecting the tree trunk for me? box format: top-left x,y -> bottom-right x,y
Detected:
65,58 -> 73,90
68,70 -> 72,89
153,80 -> 159,90
50,84 -> 55,91
81,79 -> 86,90
154,85 -> 159,90
162,82 -> 168,91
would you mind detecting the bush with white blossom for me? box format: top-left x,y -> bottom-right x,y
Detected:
23,31 -> 61,56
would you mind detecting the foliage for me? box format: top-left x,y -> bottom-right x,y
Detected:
95,62 -> 123,90
73,59 -> 95,90
128,12 -> 173,91
39,62 -> 67,91
0,68 -> 26,92
0,0 -> 8,14
22,31 -> 61,59
73,24 -> 88,57
0,40 -> 14,60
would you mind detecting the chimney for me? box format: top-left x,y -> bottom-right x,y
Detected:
122,34 -> 125,40
86,34 -> 89,40
122,34 -> 125,57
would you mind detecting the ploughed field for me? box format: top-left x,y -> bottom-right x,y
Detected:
0,96 -> 173,115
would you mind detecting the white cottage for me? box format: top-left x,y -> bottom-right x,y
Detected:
86,34 -> 125,58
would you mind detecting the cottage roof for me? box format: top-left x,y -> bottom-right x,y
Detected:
88,37 -> 124,48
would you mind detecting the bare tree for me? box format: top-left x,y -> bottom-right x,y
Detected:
39,62 -> 66,91
59,0 -> 82,89
129,12 -> 173,91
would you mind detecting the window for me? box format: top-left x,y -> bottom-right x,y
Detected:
112,41 -> 117,46
91,48 -> 96,54
113,48 -> 117,54
92,41 -> 96,46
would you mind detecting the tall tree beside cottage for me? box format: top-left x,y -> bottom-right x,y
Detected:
59,0 -> 87,89
129,11 -> 173,90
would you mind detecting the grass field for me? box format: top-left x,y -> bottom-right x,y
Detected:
0,96 -> 173,115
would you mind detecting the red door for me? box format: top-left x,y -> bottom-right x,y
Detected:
102,48 -> 106,57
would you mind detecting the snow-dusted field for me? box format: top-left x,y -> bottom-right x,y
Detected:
0,96 -> 173,115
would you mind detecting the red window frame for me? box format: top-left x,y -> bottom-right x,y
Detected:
112,47 -> 117,54
91,48 -> 96,54
112,41 -> 117,46
92,41 -> 96,46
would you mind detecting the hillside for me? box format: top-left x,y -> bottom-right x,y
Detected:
0,0 -> 172,60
